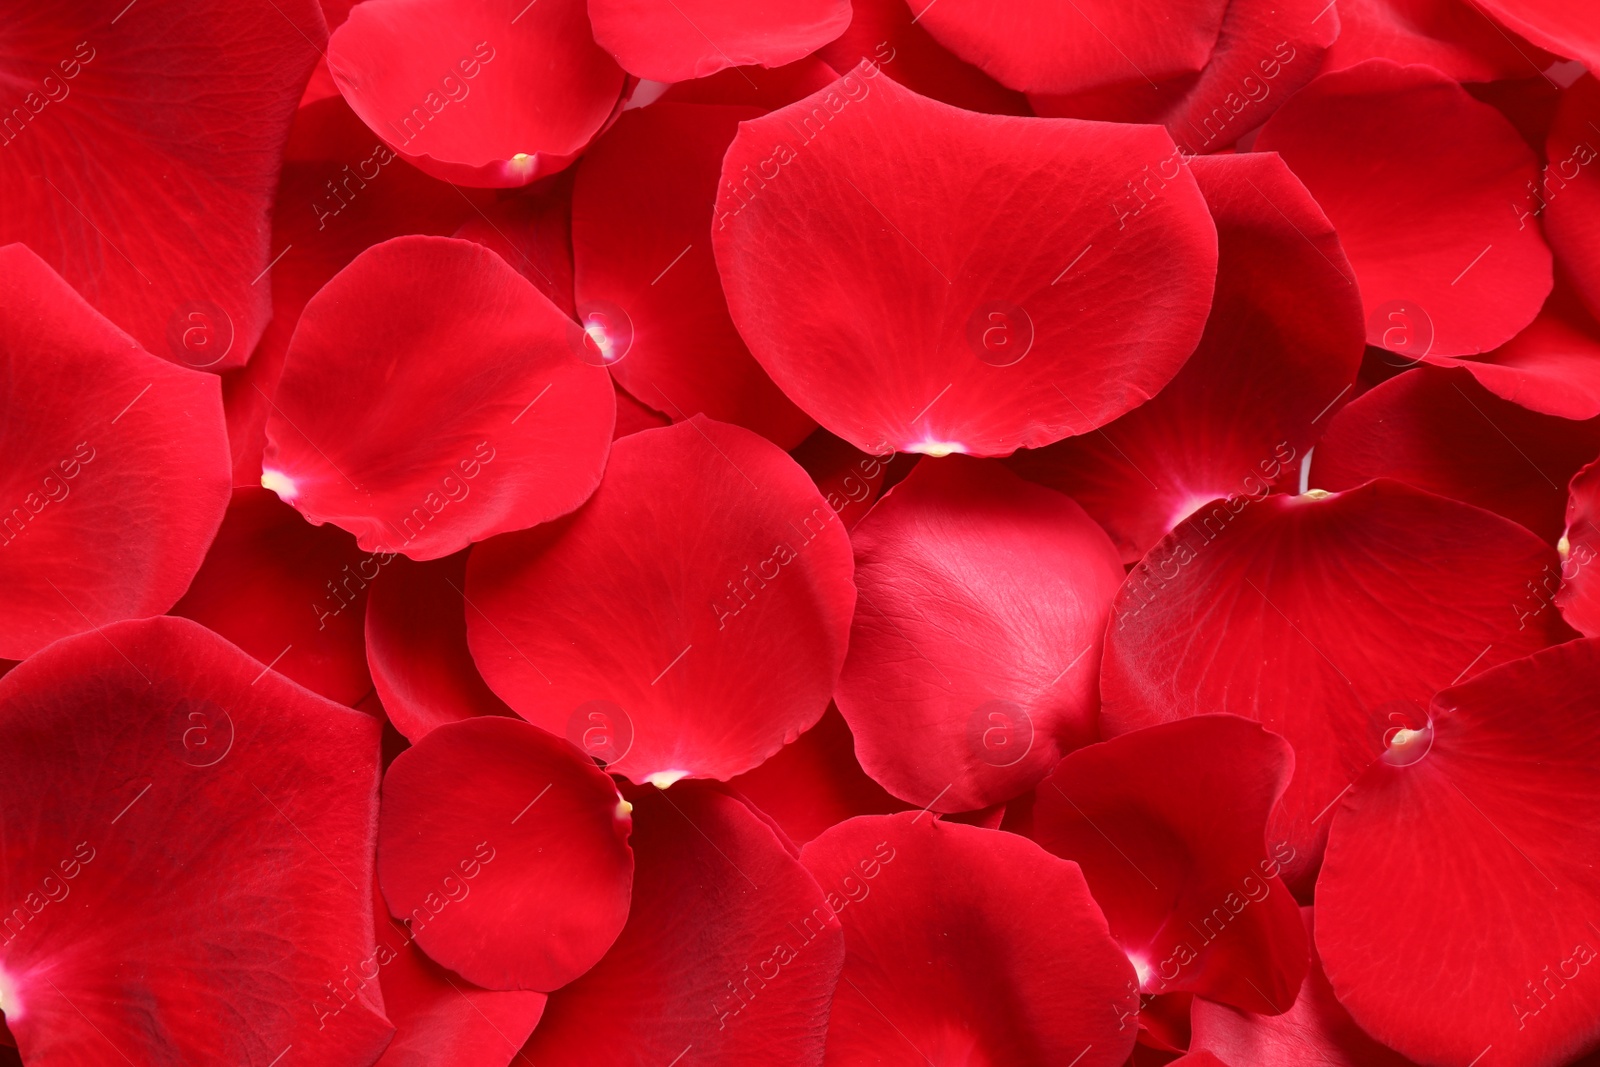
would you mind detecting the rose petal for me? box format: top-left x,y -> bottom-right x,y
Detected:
1473,0 -> 1600,72
453,172 -> 578,315
789,429 -> 895,530
1558,457 -> 1600,637
1543,74 -> 1600,322
659,56 -> 841,109
1323,0 -> 1554,81
588,0 -> 851,82
466,416 -> 855,784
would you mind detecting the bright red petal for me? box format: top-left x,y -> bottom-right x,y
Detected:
1559,458 -> 1600,637
521,782 -> 844,1064
0,244 -> 229,660
588,0 -> 851,81
328,0 -> 625,187
1544,75 -> 1600,323
910,0 -> 1228,95
263,235 -> 615,560
0,0 -> 323,367
1008,152 -> 1362,562
800,813 -> 1139,1066
1474,0 -> 1600,71
571,103 -> 816,448
659,56 -> 841,109
714,66 -> 1218,457
1101,480 -> 1573,892
1256,59 -> 1552,357
836,455 -> 1125,812
1312,365 -> 1600,543
377,716 -> 633,991
1323,0 -> 1554,80
466,416 -> 856,785
364,550 -> 517,742
1316,639 -> 1600,1067
0,616 -> 389,1063
173,487 -> 375,706
1191,908 -> 1419,1066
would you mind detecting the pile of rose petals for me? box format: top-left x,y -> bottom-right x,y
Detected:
3,0 -> 1600,1064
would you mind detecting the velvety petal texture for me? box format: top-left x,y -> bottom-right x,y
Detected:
329,0 -> 626,187
801,813 -> 1138,1066
836,455 -> 1125,812
588,0 -> 851,82
263,235 -> 615,560
0,616 -> 388,1064
1317,639 -> 1600,1067
467,417 -> 856,785
714,67 -> 1218,457
0,244 -> 229,660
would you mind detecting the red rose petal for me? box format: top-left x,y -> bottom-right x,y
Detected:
1559,458 -> 1600,637
814,0 -> 1031,115
588,0 -> 850,82
1323,0 -> 1553,81
371,882 -> 548,1067
835,455 -> 1125,812
173,487 -> 376,706
726,705 -> 913,844
328,0 -> 625,187
1007,152 -> 1363,562
0,244 -> 229,660
789,429 -> 895,530
572,103 -> 816,448
800,813 -> 1138,1066
1256,59 -> 1552,357
613,381 -> 674,438
0,616 -> 389,1063
1172,1053 -> 1236,1067
1191,908 -> 1420,1067
0,0 -> 323,368
364,550 -> 516,742
1316,638 -> 1600,1067
910,0 -> 1229,96
1543,75 -> 1600,322
659,56 -> 841,109
467,417 -> 856,785
222,95 -> 491,487
452,172 -> 578,315
1474,0 -> 1600,72
1101,480 -> 1573,892
1033,715 -> 1308,1014
377,716 -> 633,991
1031,0 -> 1337,152
521,782 -> 844,1064
714,66 -> 1218,457
1312,365 -> 1600,543
263,234 -> 615,560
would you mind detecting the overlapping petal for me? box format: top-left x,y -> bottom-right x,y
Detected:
588,0 -> 851,82
1558,458 -> 1600,637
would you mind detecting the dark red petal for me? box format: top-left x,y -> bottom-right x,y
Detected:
726,705 -> 913,844
588,0 -> 850,82
836,455 -> 1124,812
1033,716 -> 1307,1014
0,244 -> 229,660
1008,152 -> 1363,562
377,716 -> 633,991
263,235 -> 615,560
328,0 -> 625,187
522,782 -> 844,1064
1191,908 -> 1419,1067
800,813 -> 1138,1066
1473,0 -> 1600,71
453,172 -> 578,316
1101,480 -> 1573,892
714,67 -> 1218,457
1030,0 -> 1337,152
1317,639 -> 1600,1067
364,550 -> 516,742
572,103 -> 816,448
1544,75 -> 1600,322
372,881 -> 548,1067
467,417 -> 856,785
1256,59 -> 1551,357
814,0 -> 1031,115
1323,0 -> 1554,80
659,56 -> 841,109
1559,458 -> 1600,636
789,429 -> 896,530
0,616 -> 389,1063
173,487 -> 375,706
0,0 -> 323,367
613,381 -> 673,438
911,0 -> 1228,95
222,95 -> 492,487
1312,365 -> 1600,543
1427,279 -> 1600,420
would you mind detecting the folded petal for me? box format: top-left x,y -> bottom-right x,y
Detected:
1323,0 -> 1554,80
1559,458 -> 1600,636
588,0 -> 850,82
